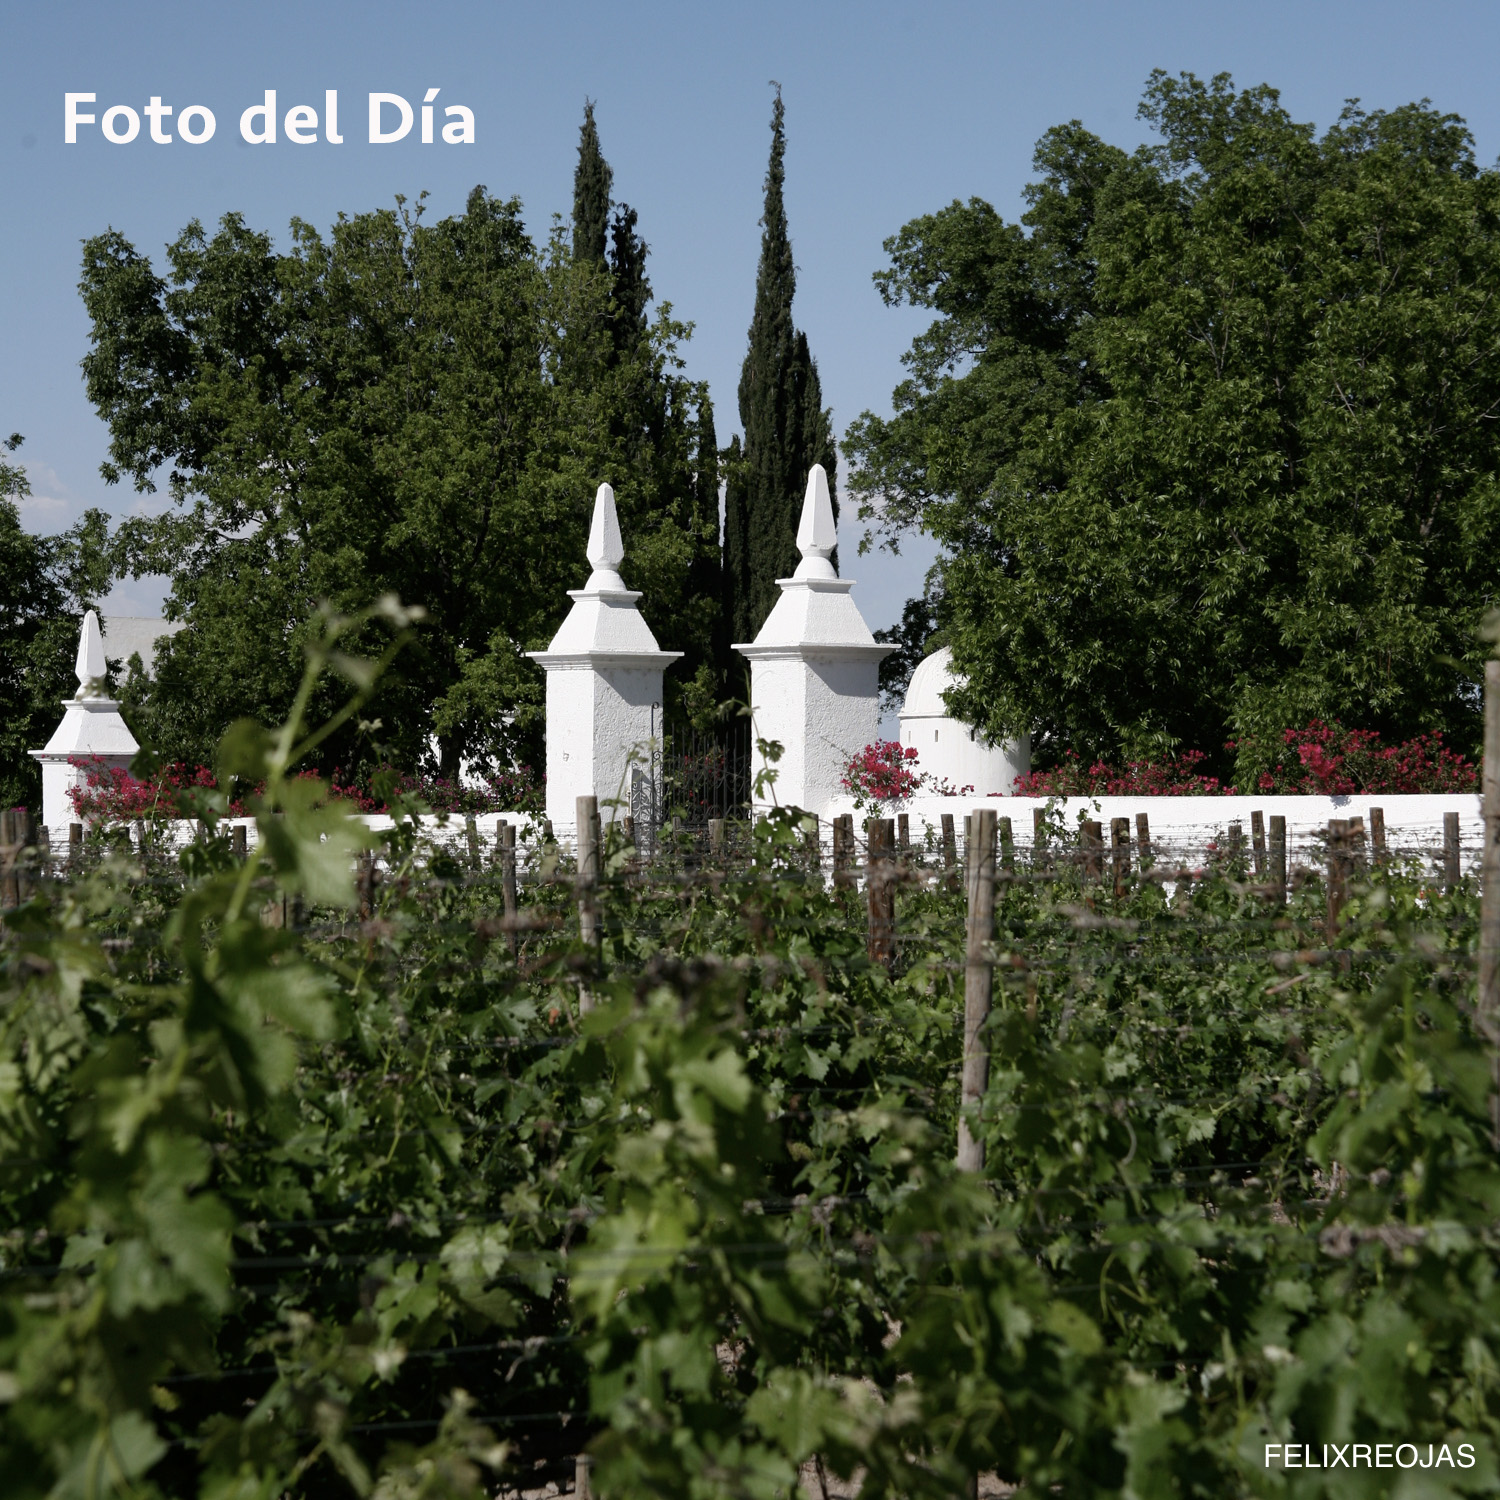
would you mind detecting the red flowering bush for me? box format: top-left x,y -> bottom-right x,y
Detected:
841,740 -> 924,810
1239,721 -> 1476,795
378,767 -> 544,816
67,757 -> 543,824
1015,749 -> 1232,797
67,759 -> 227,822
1013,722 -> 1477,798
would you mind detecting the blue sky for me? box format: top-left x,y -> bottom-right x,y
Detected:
6,0 -> 1500,629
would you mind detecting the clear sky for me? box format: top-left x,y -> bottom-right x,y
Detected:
6,0 -> 1500,630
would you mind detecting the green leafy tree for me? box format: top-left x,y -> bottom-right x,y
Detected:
846,71 -> 1500,778
0,433 -> 109,808
81,184 -> 719,776
723,88 -> 838,649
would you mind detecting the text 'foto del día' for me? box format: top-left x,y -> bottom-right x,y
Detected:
63,91 -> 475,145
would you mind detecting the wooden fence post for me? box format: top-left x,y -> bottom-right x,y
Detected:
896,813 -> 910,862
1269,815 -> 1287,907
576,796 -> 601,1014
1443,811 -> 1461,895
998,815 -> 1015,876
832,814 -> 852,890
231,824 -> 247,860
1250,810 -> 1267,879
957,807 -> 997,1173
69,822 -> 83,866
500,822 -> 518,957
1327,819 -> 1348,941
941,813 -> 957,889
1478,658 -> 1500,1148
1111,816 -> 1130,897
1348,816 -> 1366,872
1370,806 -> 1387,866
867,818 -> 896,968
804,815 -> 821,875
1032,806 -> 1049,874
15,809 -> 35,903
464,813 -> 480,870
0,809 -> 17,910
1228,819 -> 1244,869
1135,811 -> 1152,870
1080,819 -> 1103,882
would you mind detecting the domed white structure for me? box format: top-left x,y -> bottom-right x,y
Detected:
898,647 -> 1029,796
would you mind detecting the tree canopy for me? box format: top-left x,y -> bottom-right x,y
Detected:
846,72 -> 1500,778
723,89 -> 837,649
81,180 -> 719,776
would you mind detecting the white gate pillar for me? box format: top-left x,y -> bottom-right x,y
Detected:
527,484 -> 681,836
734,466 -> 891,820
30,610 -> 140,842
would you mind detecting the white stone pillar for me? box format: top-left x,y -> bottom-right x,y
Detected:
527,483 -> 682,835
30,610 -> 140,842
734,466 -> 892,820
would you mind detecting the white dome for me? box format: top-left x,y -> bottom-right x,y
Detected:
902,645 -> 958,719
897,645 -> 1031,794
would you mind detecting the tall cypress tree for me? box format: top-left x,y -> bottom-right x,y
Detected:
723,88 -> 837,646
562,102 -> 724,722
607,204 -> 650,359
571,101 -> 612,265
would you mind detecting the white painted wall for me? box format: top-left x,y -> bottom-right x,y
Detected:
748,651 -> 882,818
822,791 -> 1482,865
542,661 -> 664,833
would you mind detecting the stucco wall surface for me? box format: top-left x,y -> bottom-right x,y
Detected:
820,792 -> 1483,864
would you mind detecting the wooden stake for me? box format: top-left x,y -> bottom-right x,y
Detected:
867,818 -> 896,968
1444,811 -> 1461,894
1080,819 -> 1103,882
957,808 -> 997,1173
0,809 -> 16,909
1228,819 -> 1244,868
1327,818 -> 1348,941
1032,806 -> 1049,873
897,812 -> 910,860
15,809 -> 35,903
1347,816 -> 1366,872
1135,811 -> 1152,869
832,814 -> 853,890
576,796 -> 601,1013
998,815 -> 1015,875
804,814 -> 821,874
1110,816 -> 1130,897
69,822 -> 83,866
941,812 -> 957,888
500,822 -> 518,956
1370,806 -> 1387,866
1478,659 -> 1500,1148
231,824 -> 247,860
1269,815 -> 1287,907
1250,810 -> 1267,878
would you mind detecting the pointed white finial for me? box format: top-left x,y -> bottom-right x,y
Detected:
793,465 -> 837,580
586,483 -> 625,571
75,610 -> 107,697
